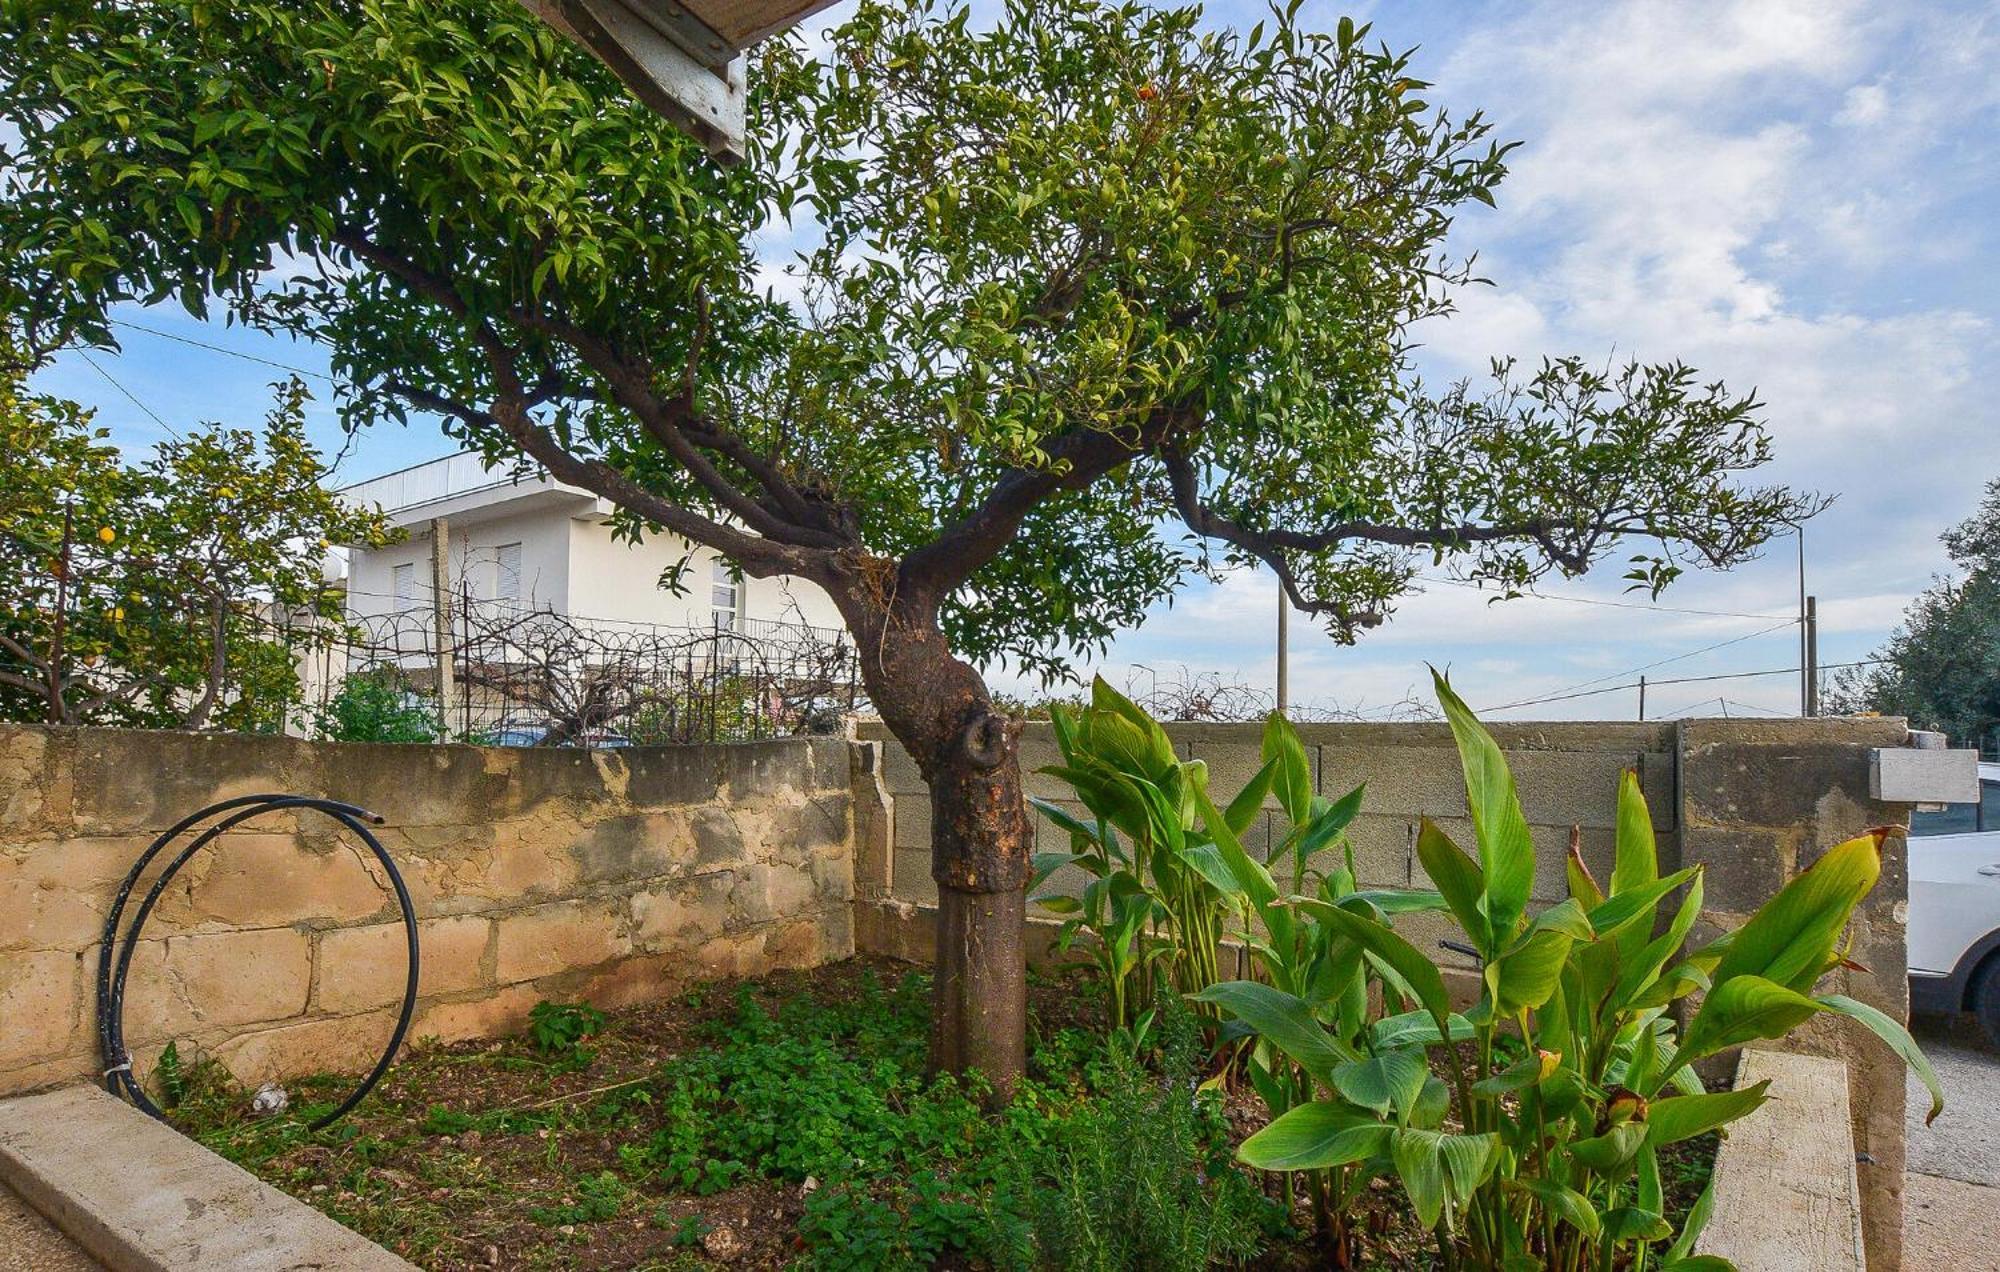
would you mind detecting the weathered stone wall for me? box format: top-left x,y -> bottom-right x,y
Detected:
854,715 -> 1919,1268
0,725 -> 855,1095
1674,716 -> 1911,1271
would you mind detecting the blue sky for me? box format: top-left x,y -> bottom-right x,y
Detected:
29,0 -> 2000,720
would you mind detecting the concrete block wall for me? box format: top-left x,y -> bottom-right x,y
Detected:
0,725 -> 855,1095
857,718 -> 1677,980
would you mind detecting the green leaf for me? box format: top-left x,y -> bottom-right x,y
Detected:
1261,711 -> 1313,824
1508,1176 -> 1601,1237
1611,767 -> 1659,895
1298,897 -> 1454,1039
1416,816 -> 1490,954
1193,783 -> 1294,955
1192,981 -> 1353,1083
1711,830 -> 1884,993
1332,1047 -> 1428,1118
1817,993 -> 1945,1125
1666,1175 -> 1721,1262
1370,1009 -> 1474,1051
1297,782 -> 1366,858
1601,1206 -> 1672,1242
1570,1121 -> 1648,1172
1031,893 -> 1082,915
1222,757 -> 1278,837
1432,669 -> 1536,944
1487,926 -> 1574,1015
1677,974 -> 1823,1065
1239,1101 -> 1390,1171
1644,1080 -> 1771,1145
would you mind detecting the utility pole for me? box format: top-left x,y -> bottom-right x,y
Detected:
1275,583 -> 1290,714
1796,525 -> 1809,716
1638,675 -> 1647,721
1804,595 -> 1820,718
430,517 -> 456,735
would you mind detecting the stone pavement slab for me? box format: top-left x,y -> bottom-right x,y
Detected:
0,1184 -> 98,1272
0,1085 -> 412,1272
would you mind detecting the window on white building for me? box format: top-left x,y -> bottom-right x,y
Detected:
392,562 -> 417,612
494,542 -> 522,603
710,558 -> 740,631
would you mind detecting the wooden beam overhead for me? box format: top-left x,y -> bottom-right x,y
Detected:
518,0 -> 842,163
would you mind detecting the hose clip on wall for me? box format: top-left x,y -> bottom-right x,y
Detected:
95,795 -> 420,1130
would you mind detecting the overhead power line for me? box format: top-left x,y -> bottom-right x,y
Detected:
1416,573 -> 1793,622
1488,657 -> 1889,714
107,317 -> 336,384
76,350 -> 183,441
1480,620 -> 1797,713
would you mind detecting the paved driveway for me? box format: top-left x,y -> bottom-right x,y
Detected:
1906,1016 -> 2000,1271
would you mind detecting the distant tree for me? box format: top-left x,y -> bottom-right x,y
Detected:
0,0 -> 1816,1090
309,670 -> 439,743
0,358 -> 392,728
1831,478 -> 2000,753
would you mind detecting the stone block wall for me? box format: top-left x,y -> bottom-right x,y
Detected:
0,725 -> 855,1095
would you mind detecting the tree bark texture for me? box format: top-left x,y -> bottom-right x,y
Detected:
830,575 -> 1031,1098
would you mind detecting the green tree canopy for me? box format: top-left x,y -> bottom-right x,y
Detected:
0,0 -> 1818,1086
0,354 -> 392,727
1832,478 -> 2000,753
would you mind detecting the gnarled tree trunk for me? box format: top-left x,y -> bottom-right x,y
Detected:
832,576 -> 1030,1098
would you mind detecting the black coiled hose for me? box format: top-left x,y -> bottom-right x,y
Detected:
96,794 -> 420,1130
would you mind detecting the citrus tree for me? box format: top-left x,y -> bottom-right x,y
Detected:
0,0 -> 1815,1090
0,355 -> 390,728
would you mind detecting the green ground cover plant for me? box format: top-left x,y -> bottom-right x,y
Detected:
170,962 -> 1291,1271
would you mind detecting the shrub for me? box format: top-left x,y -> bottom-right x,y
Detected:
1000,998 -> 1282,1272
307,672 -> 437,743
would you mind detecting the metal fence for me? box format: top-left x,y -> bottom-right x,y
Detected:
295,600 -> 865,746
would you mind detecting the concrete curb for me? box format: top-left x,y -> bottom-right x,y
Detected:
0,1086 -> 413,1272
1701,1049 -> 1865,1271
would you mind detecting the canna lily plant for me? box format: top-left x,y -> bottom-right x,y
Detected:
1038,678 -> 1453,1251
1198,670 -> 1943,1271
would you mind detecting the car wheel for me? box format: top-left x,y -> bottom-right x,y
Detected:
1975,955 -> 2000,1049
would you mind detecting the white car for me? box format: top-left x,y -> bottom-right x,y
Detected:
1908,761 -> 2000,1044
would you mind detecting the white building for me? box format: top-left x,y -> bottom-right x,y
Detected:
339,451 -> 844,634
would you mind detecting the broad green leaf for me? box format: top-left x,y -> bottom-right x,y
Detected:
1416,816 -> 1490,954
1659,1258 -> 1736,1272
1370,1009 -> 1475,1051
1614,870 -> 1707,1009
1508,1176 -> 1601,1237
1332,1047 -> 1428,1118
1474,1047 -> 1559,1095
1239,1100 -> 1391,1171
1568,841 -> 1605,910
1192,782 -> 1295,954
1298,897 -> 1454,1038
1296,782 -> 1367,859
1666,1175 -> 1720,1261
1611,767 -> 1659,895
1487,927 -> 1574,1015
1711,830 -> 1884,993
1677,974 -> 1823,1065
1346,888 -> 1447,915
1392,1129 -> 1496,1229
1817,993 -> 1945,1125
1222,757 -> 1278,837
1644,1080 -> 1771,1145
1031,893 -> 1081,915
1028,850 -> 1081,890
1525,897 -> 1595,940
1587,868 -> 1696,940
1261,711 -> 1313,824
1601,1206 -> 1672,1242
1030,798 -> 1097,842
1432,669 -> 1537,944
1192,981 -> 1353,1083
